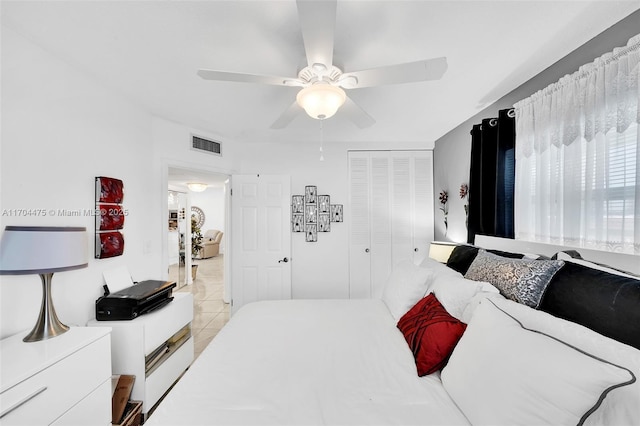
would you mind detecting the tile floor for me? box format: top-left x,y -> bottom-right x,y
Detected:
146,255 -> 229,421
176,254 -> 229,359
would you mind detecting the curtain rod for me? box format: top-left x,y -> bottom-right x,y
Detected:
470,108 -> 515,132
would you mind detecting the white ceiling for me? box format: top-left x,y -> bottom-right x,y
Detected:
167,167 -> 228,192
2,1 -> 639,145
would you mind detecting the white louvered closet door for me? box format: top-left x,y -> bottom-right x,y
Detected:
411,152 -> 435,265
348,152 -> 373,299
391,154 -> 412,268
348,150 -> 434,299
369,152 -> 392,298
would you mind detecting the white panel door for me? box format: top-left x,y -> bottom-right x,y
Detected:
231,175 -> 291,314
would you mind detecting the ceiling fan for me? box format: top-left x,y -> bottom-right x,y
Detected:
197,0 -> 447,129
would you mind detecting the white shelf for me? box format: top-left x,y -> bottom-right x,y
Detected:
87,292 -> 193,418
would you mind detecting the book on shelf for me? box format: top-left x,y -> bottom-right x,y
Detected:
145,344 -> 170,373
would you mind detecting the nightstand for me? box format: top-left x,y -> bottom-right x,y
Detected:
0,327 -> 112,425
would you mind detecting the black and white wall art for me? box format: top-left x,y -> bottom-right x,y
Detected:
292,185 -> 342,242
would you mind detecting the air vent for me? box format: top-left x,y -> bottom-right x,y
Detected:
191,135 -> 222,156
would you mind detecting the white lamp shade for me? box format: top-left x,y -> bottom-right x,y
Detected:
428,241 -> 457,263
187,183 -> 208,192
0,226 -> 88,274
296,83 -> 346,120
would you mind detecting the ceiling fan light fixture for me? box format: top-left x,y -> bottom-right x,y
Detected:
187,182 -> 208,192
296,83 -> 346,120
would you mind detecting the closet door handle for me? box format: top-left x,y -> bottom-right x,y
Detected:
278,257 -> 289,263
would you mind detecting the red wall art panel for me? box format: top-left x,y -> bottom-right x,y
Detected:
95,176 -> 126,258
96,204 -> 125,231
96,231 -> 125,259
96,176 -> 124,204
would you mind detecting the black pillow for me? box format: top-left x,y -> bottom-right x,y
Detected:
539,261 -> 640,350
551,250 -> 583,260
446,245 -> 479,274
446,245 -> 524,275
487,250 -> 525,259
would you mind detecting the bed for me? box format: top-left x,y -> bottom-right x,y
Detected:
147,240 -> 640,426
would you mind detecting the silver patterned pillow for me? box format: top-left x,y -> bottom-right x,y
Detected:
464,250 -> 564,308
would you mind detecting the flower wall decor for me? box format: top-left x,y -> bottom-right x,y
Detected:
460,183 -> 469,229
439,190 -> 449,235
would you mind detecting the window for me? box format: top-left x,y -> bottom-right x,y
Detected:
514,35 -> 639,255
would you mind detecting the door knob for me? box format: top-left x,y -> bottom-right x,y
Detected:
414,248 -> 419,252
278,257 -> 289,263
365,248 -> 370,253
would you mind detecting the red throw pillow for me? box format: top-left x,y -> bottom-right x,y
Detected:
397,293 -> 467,376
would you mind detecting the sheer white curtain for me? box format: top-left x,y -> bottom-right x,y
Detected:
514,34 -> 640,255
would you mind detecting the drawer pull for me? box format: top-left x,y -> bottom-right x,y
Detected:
0,386 -> 47,419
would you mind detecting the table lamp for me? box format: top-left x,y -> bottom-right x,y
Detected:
428,241 -> 458,263
0,226 -> 88,342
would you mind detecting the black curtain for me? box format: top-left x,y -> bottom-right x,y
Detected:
467,108 -> 515,244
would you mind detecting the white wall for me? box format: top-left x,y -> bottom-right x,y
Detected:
237,139 -> 433,299
151,116 -> 237,280
151,111 -> 434,300
0,26 -> 162,338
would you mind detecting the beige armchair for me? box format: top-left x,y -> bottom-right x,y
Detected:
199,229 -> 223,258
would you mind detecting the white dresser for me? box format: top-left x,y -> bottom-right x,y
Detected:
88,292 -> 194,420
0,327 -> 112,426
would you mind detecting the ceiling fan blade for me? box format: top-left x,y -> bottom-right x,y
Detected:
197,69 -> 305,87
340,57 -> 448,89
270,101 -> 303,129
342,96 -> 375,129
297,0 -> 336,70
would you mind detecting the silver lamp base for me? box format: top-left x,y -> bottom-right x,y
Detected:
23,272 -> 69,342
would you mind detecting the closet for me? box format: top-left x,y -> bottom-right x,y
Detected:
348,150 -> 434,299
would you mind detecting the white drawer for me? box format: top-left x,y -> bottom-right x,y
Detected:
0,335 -> 110,425
51,378 -> 111,426
144,336 -> 194,412
144,294 -> 193,355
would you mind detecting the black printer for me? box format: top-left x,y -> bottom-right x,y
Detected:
95,280 -> 176,321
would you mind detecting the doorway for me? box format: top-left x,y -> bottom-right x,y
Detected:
166,166 -> 230,358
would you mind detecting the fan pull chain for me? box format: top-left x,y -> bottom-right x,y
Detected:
319,119 -> 325,161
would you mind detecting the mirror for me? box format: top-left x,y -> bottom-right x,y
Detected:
168,190 -> 187,288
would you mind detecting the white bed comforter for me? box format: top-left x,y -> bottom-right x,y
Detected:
147,299 -> 469,426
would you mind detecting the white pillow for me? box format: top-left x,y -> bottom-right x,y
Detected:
483,297 -> 640,426
419,257 -> 463,277
429,274 -> 497,322
441,298 -> 636,426
460,290 -> 506,324
381,260 -> 434,321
